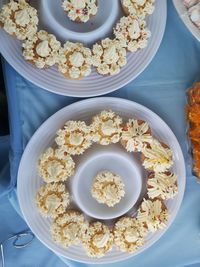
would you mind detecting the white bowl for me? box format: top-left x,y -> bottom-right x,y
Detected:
72,144 -> 143,220
40,0 -> 120,45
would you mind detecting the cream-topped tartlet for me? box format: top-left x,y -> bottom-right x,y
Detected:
91,110 -> 122,145
137,199 -> 169,232
22,30 -> 61,69
55,120 -> 92,155
91,171 -> 125,207
0,0 -> 38,40
141,139 -> 173,173
121,0 -> 155,19
114,217 -> 147,253
147,172 -> 178,200
51,210 -> 88,247
92,38 -> 127,76
121,119 -> 153,152
57,41 -> 92,80
81,221 -> 114,258
36,182 -> 70,218
62,0 -> 98,23
114,16 -> 151,52
38,147 -> 75,183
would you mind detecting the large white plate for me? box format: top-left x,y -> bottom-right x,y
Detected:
17,97 -> 186,264
0,0 -> 167,97
173,0 -> 200,42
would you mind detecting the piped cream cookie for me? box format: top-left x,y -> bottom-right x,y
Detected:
141,139 -> 173,173
121,0 -> 155,19
137,198 -> 169,232
92,38 -> 127,76
38,147 -> 75,183
0,0 -> 38,40
57,41 -> 92,79
51,210 -> 88,247
121,119 -> 153,152
91,171 -> 125,207
81,221 -> 114,258
22,30 -> 61,69
55,120 -> 92,155
91,110 -> 122,145
62,0 -> 98,23
113,16 -> 151,52
114,217 -> 147,253
147,172 -> 178,200
36,182 -> 70,218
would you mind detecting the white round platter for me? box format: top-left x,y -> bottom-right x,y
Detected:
0,0 -> 167,97
17,97 -> 186,264
173,0 -> 200,42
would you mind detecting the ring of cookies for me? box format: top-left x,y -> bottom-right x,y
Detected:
0,0 -> 154,80
35,109 -> 178,258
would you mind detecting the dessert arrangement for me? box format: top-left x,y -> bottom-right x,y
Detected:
184,0 -> 200,30
0,0 -> 154,80
186,82 -> 200,179
35,109 -> 178,258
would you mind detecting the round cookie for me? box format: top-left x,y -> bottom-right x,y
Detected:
113,16 -> 151,52
22,30 -> 61,69
91,170 -> 125,207
51,210 -> 88,247
121,0 -> 155,19
114,217 -> 147,253
62,0 -> 98,23
92,38 -> 127,76
55,120 -> 92,155
147,172 -> 178,200
57,41 -> 92,80
36,182 -> 70,218
38,147 -> 75,183
81,221 -> 114,258
0,0 -> 38,40
91,110 -> 122,145
137,198 -> 169,232
121,119 -> 152,152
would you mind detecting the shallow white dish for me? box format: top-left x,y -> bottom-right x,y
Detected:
0,0 -> 167,97
17,97 -> 186,264
173,0 -> 200,42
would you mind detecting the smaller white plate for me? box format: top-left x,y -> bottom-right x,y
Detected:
173,0 -> 200,42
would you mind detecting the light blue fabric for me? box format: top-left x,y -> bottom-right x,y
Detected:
1,0 -> 200,266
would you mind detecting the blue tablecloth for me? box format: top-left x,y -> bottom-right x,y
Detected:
1,1 -> 200,266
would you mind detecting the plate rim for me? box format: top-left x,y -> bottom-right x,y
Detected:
17,97 -> 186,264
0,0 -> 167,97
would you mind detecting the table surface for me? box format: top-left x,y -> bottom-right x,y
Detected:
1,1 -> 200,267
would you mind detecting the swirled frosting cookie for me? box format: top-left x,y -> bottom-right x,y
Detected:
114,217 -> 147,253
38,147 -> 75,183
141,139 -> 173,173
91,110 -> 122,145
91,171 -> 125,207
62,0 -> 98,23
92,38 -> 127,76
137,199 -> 169,232
36,182 -> 70,218
55,120 -> 92,155
51,210 -> 88,247
81,221 -> 114,258
147,172 -> 178,200
22,30 -> 61,69
121,119 -> 152,152
57,41 -> 92,79
114,16 -> 151,52
0,0 -> 38,40
121,0 -> 155,19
